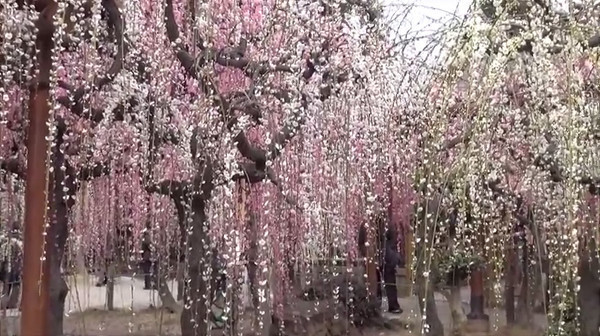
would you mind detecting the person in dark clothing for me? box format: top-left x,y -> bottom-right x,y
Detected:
382,227 -> 402,314
359,213 -> 403,314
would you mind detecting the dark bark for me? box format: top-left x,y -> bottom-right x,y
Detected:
416,274 -> 445,336
578,241 -> 600,336
175,200 -> 186,301
106,264 -> 115,311
156,264 -> 180,314
505,248 -> 516,325
245,214 -> 260,310
516,241 -> 533,326
177,261 -> 185,302
180,196 -> 211,336
414,193 -> 445,336
46,129 -> 76,336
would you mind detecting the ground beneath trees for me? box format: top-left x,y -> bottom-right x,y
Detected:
1,274 -> 546,336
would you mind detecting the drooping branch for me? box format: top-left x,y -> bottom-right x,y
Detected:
533,136 -> 599,194
443,129 -> 472,151
56,92 -> 139,127
56,0 -> 128,120
164,0 -> 295,92
230,162 -> 301,210
146,179 -> 185,197
265,168 -> 302,211
164,0 -> 202,81
265,94 -> 309,161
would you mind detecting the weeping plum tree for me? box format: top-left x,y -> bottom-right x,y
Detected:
139,0 -> 390,334
402,1 -> 600,335
0,0 -> 177,333
3,0 -> 396,335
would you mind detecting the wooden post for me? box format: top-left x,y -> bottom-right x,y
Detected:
468,268 -> 489,321
20,82 -> 52,335
21,2 -> 58,334
366,224 -> 379,297
403,226 -> 414,296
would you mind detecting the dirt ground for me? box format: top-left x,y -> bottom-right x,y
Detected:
64,308 -> 411,336
0,276 -> 542,336
62,308 -> 542,336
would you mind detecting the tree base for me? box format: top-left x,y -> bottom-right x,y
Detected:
467,295 -> 488,321
462,318 -> 490,334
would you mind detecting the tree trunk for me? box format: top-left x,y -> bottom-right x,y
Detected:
104,226 -> 115,309
261,267 -> 273,336
47,209 -> 69,336
245,213 -> 261,330
516,243 -> 532,326
180,198 -> 210,336
46,142 -> 75,335
175,202 -> 186,302
578,242 -> 600,336
48,259 -> 69,336
416,276 -> 444,336
505,247 -> 516,325
441,286 -> 467,328
1,284 -> 20,310
177,261 -> 185,302
106,264 -> 115,311
414,196 -> 444,336
156,270 -> 180,313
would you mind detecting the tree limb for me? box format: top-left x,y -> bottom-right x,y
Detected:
265,168 -> 303,211
443,130 -> 472,151
532,137 -> 599,194
57,0 -> 128,119
164,0 -> 294,89
146,179 -> 185,197
232,162 -> 268,184
233,132 -> 267,165
56,94 -> 139,126
230,162 -> 302,210
265,94 -> 309,161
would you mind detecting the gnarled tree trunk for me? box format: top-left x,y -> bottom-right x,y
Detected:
416,274 -> 444,336
440,285 -> 467,328
505,247 -> 516,325
180,197 -> 210,336
46,193 -> 72,334
516,241 -> 533,326
414,193 -> 445,336
578,241 -> 600,336
46,124 -> 76,335
156,266 -> 180,313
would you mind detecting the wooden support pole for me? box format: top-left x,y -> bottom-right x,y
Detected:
21,2 -> 57,334
366,235 -> 378,297
20,82 -> 52,335
468,268 -> 489,321
404,226 -> 414,294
